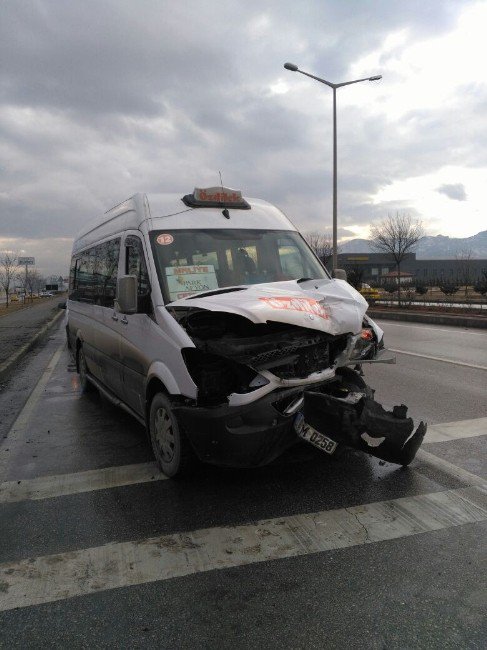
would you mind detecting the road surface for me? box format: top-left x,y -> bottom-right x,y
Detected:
0,319 -> 486,648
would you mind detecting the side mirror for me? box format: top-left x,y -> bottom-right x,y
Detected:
58,301 -> 66,309
332,268 -> 347,281
117,275 -> 137,314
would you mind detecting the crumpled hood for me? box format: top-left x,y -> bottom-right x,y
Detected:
167,278 -> 368,336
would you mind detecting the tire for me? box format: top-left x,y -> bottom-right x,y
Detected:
149,392 -> 196,478
78,345 -> 95,394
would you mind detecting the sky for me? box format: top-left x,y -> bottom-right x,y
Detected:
1,0 -> 487,276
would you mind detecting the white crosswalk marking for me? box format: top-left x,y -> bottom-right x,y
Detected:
0,462 -> 166,503
425,417 -> 487,443
0,485 -> 486,612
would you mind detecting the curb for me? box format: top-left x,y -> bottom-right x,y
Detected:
368,309 -> 487,329
0,310 -> 64,384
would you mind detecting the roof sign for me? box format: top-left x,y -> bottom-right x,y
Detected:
182,186 -> 251,210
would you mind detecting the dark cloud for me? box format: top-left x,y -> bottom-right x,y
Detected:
0,0 -> 482,274
436,183 -> 467,201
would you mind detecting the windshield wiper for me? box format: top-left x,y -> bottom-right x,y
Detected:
186,286 -> 247,299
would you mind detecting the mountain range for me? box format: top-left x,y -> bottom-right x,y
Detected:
339,230 -> 487,259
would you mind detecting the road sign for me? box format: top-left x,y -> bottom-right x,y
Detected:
18,257 -> 35,266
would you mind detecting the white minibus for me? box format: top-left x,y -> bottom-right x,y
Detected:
66,187 -> 426,476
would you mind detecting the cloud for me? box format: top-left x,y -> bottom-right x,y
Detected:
0,0 -> 485,275
436,183 -> 467,201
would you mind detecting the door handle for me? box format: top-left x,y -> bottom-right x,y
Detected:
121,316 -> 129,325
111,313 -> 119,321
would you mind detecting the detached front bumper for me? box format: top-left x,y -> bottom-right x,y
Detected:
174,388 -> 302,467
174,371 -> 427,469
303,391 -> 427,465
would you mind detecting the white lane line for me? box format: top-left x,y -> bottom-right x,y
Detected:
0,462 -> 167,504
425,418 -> 487,444
0,485 -> 485,612
376,321 -> 487,336
389,348 -> 487,371
416,450 -> 486,488
0,342 -> 65,483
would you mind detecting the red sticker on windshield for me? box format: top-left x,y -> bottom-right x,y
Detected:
156,234 -> 174,245
259,296 -> 330,320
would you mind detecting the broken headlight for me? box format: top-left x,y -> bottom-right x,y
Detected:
351,328 -> 376,361
182,348 -> 268,405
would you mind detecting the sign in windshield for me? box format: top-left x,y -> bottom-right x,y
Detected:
165,265 -> 219,301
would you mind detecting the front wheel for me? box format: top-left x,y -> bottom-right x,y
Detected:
149,393 -> 196,478
78,345 -> 95,394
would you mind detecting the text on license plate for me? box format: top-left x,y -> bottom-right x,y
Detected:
297,423 -> 338,455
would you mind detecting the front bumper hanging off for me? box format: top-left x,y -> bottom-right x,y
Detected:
303,391 -> 427,466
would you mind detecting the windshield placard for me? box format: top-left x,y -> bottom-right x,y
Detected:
165,265 -> 219,301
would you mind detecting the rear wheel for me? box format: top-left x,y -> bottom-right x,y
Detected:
149,392 -> 196,478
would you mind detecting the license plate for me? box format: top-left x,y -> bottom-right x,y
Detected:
294,413 -> 338,455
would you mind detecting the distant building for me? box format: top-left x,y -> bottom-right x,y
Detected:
381,271 -> 414,285
334,253 -> 486,285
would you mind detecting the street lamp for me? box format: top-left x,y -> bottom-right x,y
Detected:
284,62 -> 381,271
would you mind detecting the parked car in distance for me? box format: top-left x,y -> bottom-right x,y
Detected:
360,286 -> 381,301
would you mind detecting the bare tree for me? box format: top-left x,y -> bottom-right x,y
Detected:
16,266 -> 38,302
455,248 -> 474,301
0,250 -> 18,308
304,232 -> 333,267
370,213 -> 423,306
26,269 -> 44,298
16,268 -> 28,302
33,273 -> 46,295
345,264 -> 365,290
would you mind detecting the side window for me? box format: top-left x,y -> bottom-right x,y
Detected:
69,255 -> 78,298
76,248 -> 97,303
69,239 -> 120,305
97,238 -> 121,308
125,235 -> 151,312
277,239 -> 305,279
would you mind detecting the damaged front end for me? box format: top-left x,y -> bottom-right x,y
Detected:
168,280 -> 426,468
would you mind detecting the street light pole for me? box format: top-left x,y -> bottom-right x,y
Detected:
332,86 -> 337,271
284,62 -> 381,271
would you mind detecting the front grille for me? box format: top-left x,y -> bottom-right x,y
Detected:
265,341 -> 330,379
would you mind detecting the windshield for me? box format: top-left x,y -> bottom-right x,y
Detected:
150,229 -> 329,303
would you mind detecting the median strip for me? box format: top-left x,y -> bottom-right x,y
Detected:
0,309 -> 64,383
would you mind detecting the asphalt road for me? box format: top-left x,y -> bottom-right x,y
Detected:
0,319 -> 486,649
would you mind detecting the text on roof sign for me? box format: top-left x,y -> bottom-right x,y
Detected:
194,187 -> 243,203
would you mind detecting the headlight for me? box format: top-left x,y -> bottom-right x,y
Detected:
351,328 -> 376,360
